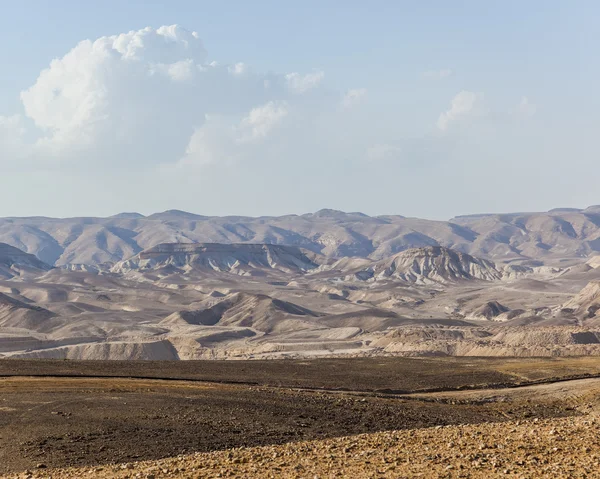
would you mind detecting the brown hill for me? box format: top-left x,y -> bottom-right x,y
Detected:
161,292 -> 319,334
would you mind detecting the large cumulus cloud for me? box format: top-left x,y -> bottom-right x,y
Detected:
3,25 -> 357,171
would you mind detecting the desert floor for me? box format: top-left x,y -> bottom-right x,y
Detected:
1,357 -> 600,478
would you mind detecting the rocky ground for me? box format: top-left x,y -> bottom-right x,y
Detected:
7,413 -> 600,478
2,357 -> 600,478
1,375 -> 569,474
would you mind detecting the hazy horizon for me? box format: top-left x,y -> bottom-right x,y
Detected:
2,202 -> 600,222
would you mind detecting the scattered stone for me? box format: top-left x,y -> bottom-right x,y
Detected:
8,412 -> 600,479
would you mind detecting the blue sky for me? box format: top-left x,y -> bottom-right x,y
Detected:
0,1 -> 598,218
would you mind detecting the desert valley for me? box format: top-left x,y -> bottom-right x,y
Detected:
2,207 -> 600,361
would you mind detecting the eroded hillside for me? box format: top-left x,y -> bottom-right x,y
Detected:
1,237 -> 600,360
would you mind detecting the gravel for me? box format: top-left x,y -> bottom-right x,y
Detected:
7,414 -> 600,479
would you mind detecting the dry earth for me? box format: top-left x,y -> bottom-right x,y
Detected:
3,356 -> 600,393
2,357 -> 600,478
5,380 -> 600,479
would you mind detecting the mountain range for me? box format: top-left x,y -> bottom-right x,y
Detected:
2,206 -> 600,267
2,206 -> 600,360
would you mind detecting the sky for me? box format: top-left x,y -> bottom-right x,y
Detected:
0,0 -> 599,219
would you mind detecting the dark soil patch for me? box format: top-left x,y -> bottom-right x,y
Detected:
0,377 -> 575,474
0,357 -> 585,392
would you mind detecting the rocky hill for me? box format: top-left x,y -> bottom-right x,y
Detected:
111,243 -> 322,276
342,246 -> 503,284
2,206 -> 600,267
0,242 -> 53,279
110,242 -> 509,287
0,292 -> 56,329
562,280 -> 600,319
162,292 -> 319,334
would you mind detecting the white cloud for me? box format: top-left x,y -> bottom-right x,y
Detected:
178,115 -> 233,168
342,88 -> 367,108
237,101 -> 288,142
18,25 -> 211,160
437,90 -> 484,131
153,59 -> 196,82
6,25 -> 333,170
366,143 -> 402,162
0,24 -> 384,179
0,24 -> 347,174
111,25 -> 205,61
178,101 -> 288,169
423,69 -> 453,79
285,71 -> 325,93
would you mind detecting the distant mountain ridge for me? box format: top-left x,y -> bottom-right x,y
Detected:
1,206 -> 600,267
